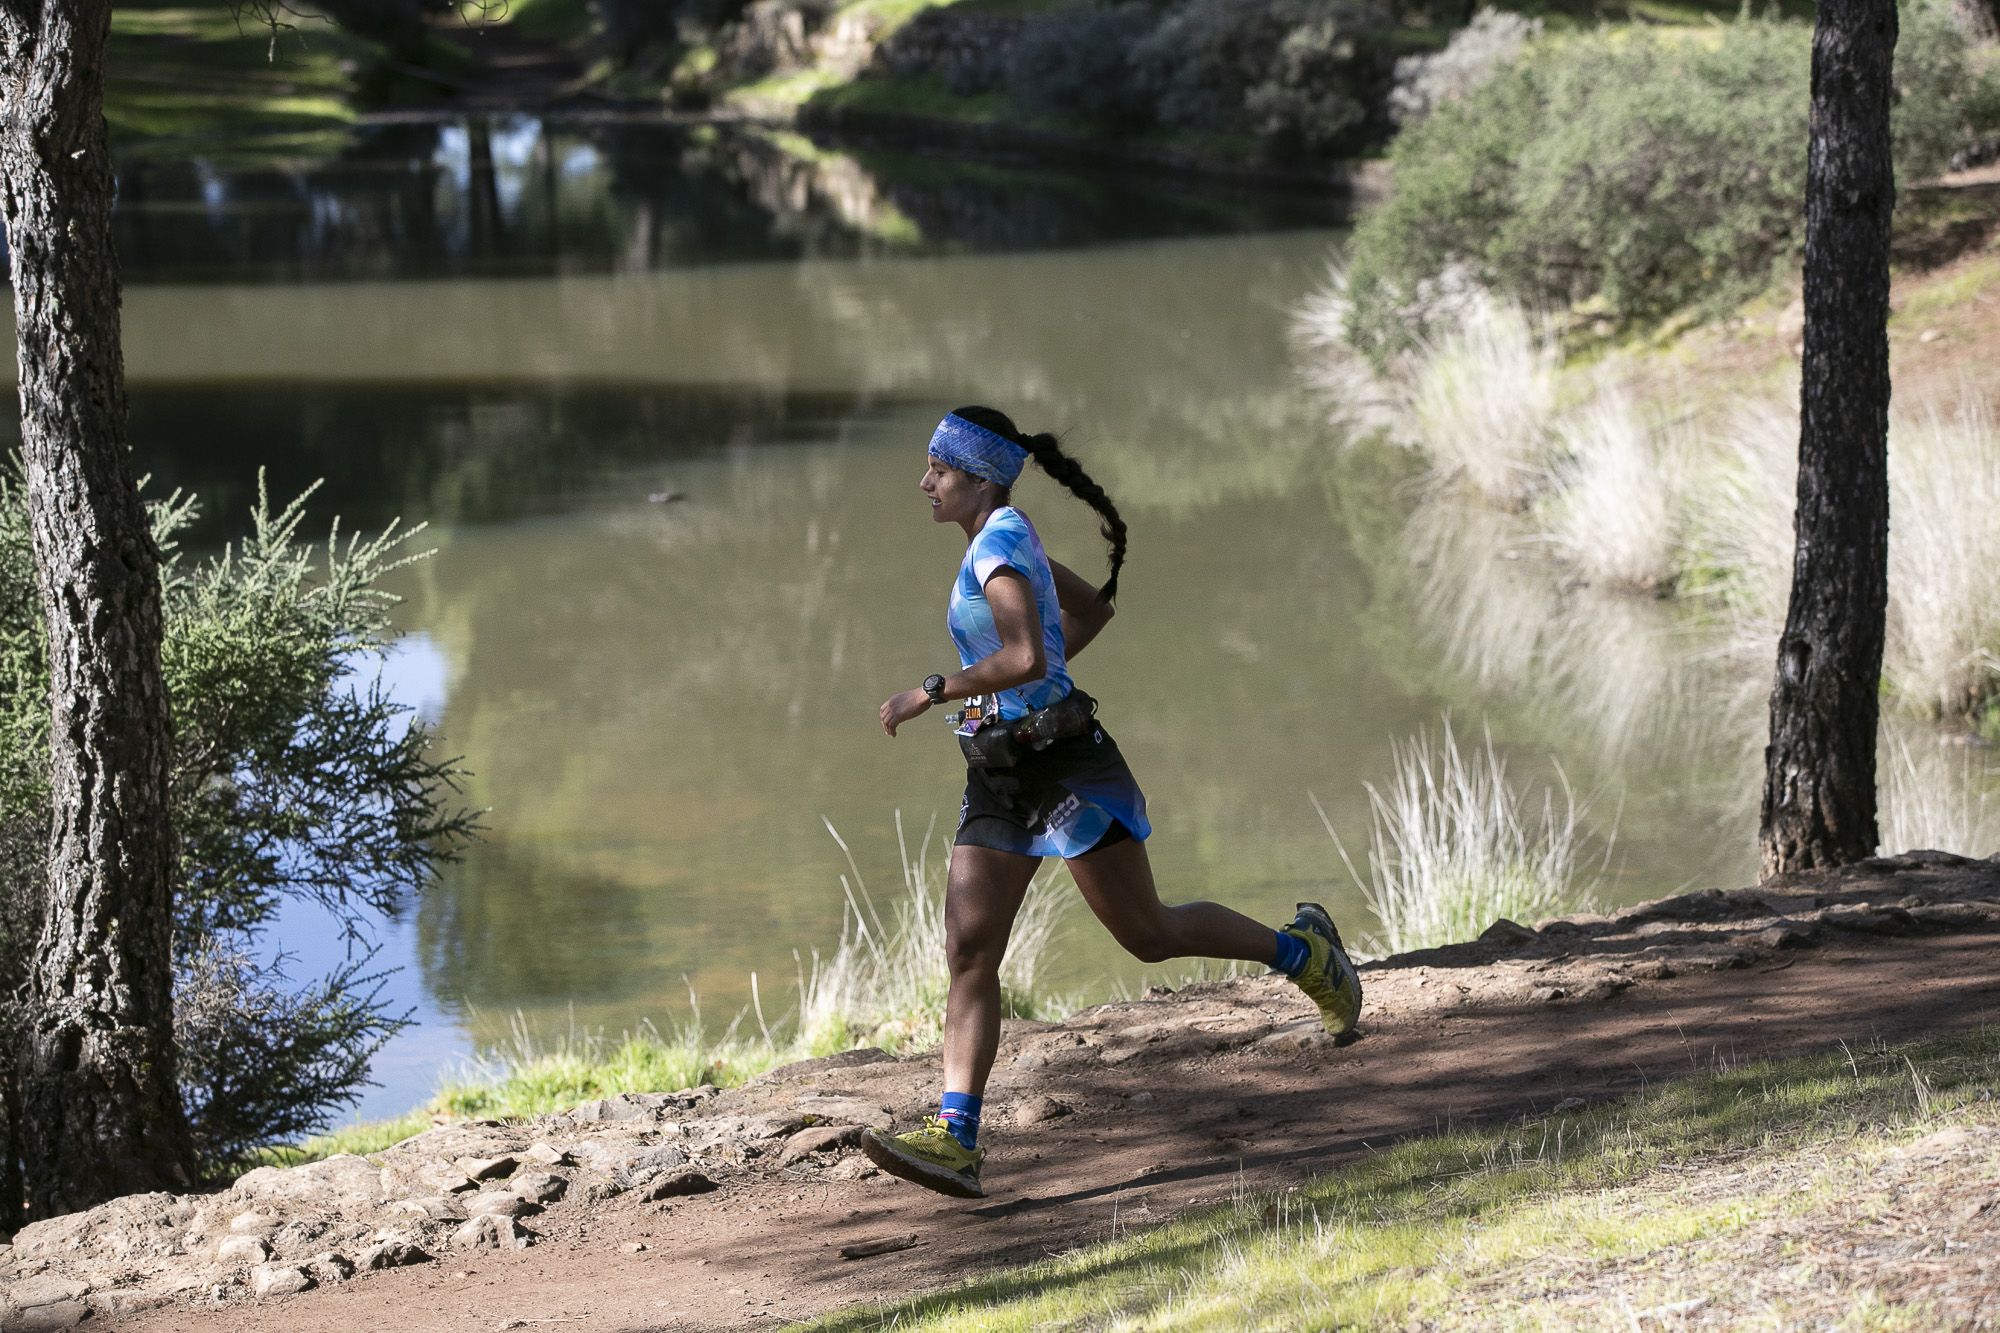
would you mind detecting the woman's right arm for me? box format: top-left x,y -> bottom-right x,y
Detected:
1049,558 -> 1115,658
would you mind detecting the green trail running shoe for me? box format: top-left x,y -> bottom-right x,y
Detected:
1282,901 -> 1362,1040
860,1118 -> 986,1198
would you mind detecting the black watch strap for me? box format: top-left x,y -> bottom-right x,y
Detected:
922,673 -> 948,705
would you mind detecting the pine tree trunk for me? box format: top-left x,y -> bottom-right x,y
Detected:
0,0 -> 197,1213
1759,0 -> 1897,879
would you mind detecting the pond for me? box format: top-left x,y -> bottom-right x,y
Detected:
6,116 -> 1888,1120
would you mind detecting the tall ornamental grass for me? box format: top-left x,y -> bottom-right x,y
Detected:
1321,720 -> 1604,956
1405,292 -> 1561,507
1542,388 -> 1681,592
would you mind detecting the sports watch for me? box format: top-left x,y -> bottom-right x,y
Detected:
922,673 -> 948,706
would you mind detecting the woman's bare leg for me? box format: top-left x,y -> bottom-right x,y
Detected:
1065,836 -> 1280,966
941,844 -> 1042,1098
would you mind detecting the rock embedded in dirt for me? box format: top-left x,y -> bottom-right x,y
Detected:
1819,905 -> 1919,936
216,1235 -> 272,1265
791,1092 -> 893,1126
388,1195 -> 465,1221
522,1142 -> 570,1168
780,1124 -> 863,1163
510,1172 -> 568,1204
450,1215 -> 534,1252
1012,1094 -> 1072,1126
592,1144 -> 689,1194
467,1191 -> 539,1219
756,1047 -> 893,1084
456,1154 -> 518,1183
639,1171 -> 718,1202
305,1251 -> 355,1284
1253,1021 -> 1334,1056
3,1297 -> 90,1331
228,1209 -> 278,1235
1480,917 -> 1538,944
355,1240 -> 432,1272
4,1277 -> 88,1310
249,1265 -> 314,1299
381,1160 -> 476,1198
1752,921 -> 1821,950
84,1289 -> 170,1318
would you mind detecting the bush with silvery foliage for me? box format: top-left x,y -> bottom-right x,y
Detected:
1388,7 -> 1540,126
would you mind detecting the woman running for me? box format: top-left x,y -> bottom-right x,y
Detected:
859,406 -> 1362,1199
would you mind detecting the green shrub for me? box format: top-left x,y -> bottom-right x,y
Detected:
1005,2 -> 1159,130
0,471 -> 477,1171
1343,5 -> 2000,361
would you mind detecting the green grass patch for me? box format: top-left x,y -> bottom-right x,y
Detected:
804,1031 -> 2000,1330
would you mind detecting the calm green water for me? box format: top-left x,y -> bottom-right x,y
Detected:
4,119 -> 1817,1117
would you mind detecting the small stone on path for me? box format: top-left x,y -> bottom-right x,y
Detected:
451,1214 -> 534,1251
1013,1094 -> 1072,1126
456,1154 -> 519,1183
216,1235 -> 272,1264
639,1171 -> 717,1202
356,1240 -> 433,1271
249,1265 -> 314,1299
620,1241 -> 648,1253
468,1190 -> 539,1219
780,1124 -> 863,1163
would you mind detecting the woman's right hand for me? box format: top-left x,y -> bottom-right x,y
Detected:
880,688 -> 932,737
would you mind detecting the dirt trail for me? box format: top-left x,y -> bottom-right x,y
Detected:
14,852 -> 2000,1332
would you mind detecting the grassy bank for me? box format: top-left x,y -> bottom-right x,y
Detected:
807,1029 -> 2000,1330
1298,238 -> 2000,737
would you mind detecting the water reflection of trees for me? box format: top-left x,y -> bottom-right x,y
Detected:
102,117 -> 1339,284
114,383 -> 870,546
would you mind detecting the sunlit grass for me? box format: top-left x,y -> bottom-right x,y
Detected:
805,1030 -> 2000,1331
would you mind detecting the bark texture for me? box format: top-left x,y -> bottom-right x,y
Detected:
1759,0 -> 1897,879
1,0 -> 198,1212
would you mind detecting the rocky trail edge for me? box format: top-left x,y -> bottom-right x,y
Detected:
8,849 -> 2000,1332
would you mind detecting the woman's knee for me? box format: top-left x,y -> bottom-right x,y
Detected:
944,922 -> 1008,978
1113,921 -> 1177,965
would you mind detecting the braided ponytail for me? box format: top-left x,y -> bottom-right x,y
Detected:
950,405 -> 1127,604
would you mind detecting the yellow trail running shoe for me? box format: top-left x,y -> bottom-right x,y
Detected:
860,1118 -> 985,1198
1282,901 -> 1362,1041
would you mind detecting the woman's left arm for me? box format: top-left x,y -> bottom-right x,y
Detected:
880,569 -> 1046,736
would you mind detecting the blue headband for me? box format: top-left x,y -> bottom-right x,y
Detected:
929,413 -> 1029,488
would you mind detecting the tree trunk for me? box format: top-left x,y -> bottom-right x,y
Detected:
0,0 -> 197,1213
1759,0 -> 1897,879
